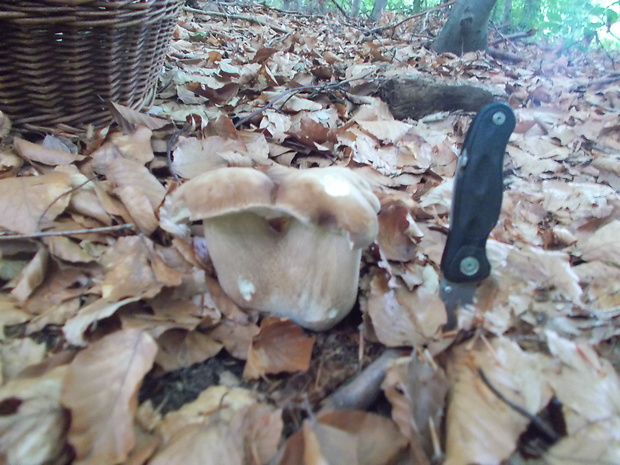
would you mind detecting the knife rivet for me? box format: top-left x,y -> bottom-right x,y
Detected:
460,257 -> 480,276
492,111 -> 506,126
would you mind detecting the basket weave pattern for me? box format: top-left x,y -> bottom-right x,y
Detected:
0,0 -> 182,130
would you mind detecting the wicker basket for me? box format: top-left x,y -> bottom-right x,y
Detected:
0,0 -> 182,131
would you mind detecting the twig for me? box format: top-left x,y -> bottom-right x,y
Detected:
234,75 -> 369,128
184,7 -> 292,34
36,175 -> 97,232
366,1 -> 456,35
0,224 -> 134,241
489,29 -> 537,46
329,0 -> 349,19
478,369 -> 559,443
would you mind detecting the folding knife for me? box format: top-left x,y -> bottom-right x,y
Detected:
439,102 -> 516,330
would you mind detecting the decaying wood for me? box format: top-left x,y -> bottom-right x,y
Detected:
320,349 -> 407,412
377,78 -> 497,120
487,46 -> 524,63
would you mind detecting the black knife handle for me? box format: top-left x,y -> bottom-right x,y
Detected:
440,102 -> 516,283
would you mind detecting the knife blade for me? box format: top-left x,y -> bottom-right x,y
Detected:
440,102 -> 516,330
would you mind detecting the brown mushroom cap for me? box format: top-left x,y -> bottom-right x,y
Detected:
162,165 -> 380,249
161,167 -> 276,228
160,165 -> 381,330
268,165 -> 380,249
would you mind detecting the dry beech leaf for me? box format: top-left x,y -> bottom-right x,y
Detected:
46,236 -> 95,263
100,236 -> 182,301
155,385 -> 282,464
377,194 -> 422,262
357,120 -> 412,144
0,365 -> 69,465
244,318 -> 315,379
115,185 -> 160,234
545,331 -> 620,429
0,337 -> 47,383
171,135 -> 233,179
579,219 -> 620,267
121,422 -> 160,465
157,385 -> 255,439
109,103 -> 169,131
9,245 -> 49,304
0,151 -> 23,179
366,273 -> 445,348
155,329 -> 223,372
61,329 -> 157,465
150,422 -> 245,465
0,172 -> 72,234
444,338 -> 552,465
14,137 -> 85,165
108,126 -> 155,165
63,297 -> 142,347
382,354 -> 448,462
155,402 -> 282,465
207,320 -> 260,360
278,410 -> 408,465
0,294 -> 30,327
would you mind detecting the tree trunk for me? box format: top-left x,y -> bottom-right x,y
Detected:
413,0 -> 422,14
431,0 -> 499,55
351,0 -> 362,17
370,0 -> 388,20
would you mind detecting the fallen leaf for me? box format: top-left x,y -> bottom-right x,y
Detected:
244,318 -> 315,379
0,172 -> 72,234
578,219 -> 620,267
63,297 -> 142,347
278,410 -> 408,465
9,246 -> 49,304
444,338 -> 552,465
382,354 -> 448,462
149,422 -> 245,465
14,137 -> 85,165
61,329 -> 157,465
366,272 -> 445,348
155,329 -> 223,372
0,337 -> 47,384
0,365 -> 69,465
100,236 -> 182,301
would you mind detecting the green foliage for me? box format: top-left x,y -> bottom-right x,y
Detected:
493,0 -> 620,50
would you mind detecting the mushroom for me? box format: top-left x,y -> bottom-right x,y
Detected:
160,165 -> 380,331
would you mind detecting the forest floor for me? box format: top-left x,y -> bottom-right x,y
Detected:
1,3 -> 620,465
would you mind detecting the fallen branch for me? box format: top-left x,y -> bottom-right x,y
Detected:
0,224 -> 134,241
571,73 -> 620,92
234,74 -> 369,128
489,29 -> 537,46
367,1 -> 456,35
320,349 -> 407,412
184,7 -> 292,34
487,47 -> 524,63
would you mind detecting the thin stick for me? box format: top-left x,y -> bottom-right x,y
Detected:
0,224 -> 134,241
36,175 -> 97,231
478,369 -> 559,443
367,1 -> 456,35
234,75 -> 369,128
184,7 -> 292,34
